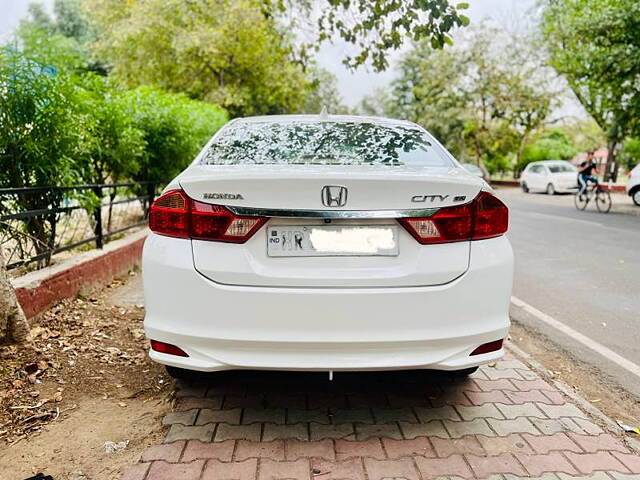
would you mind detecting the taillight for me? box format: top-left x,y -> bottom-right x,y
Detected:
149,189 -> 267,243
399,191 -> 508,244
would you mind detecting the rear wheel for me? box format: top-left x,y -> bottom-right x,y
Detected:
574,192 -> 588,210
595,189 -> 612,213
448,367 -> 479,377
165,365 -> 196,380
521,182 -> 529,193
632,188 -> 640,206
546,183 -> 556,195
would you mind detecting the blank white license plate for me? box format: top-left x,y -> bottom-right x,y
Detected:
267,225 -> 399,257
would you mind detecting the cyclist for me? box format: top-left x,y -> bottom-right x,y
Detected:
577,153 -> 599,196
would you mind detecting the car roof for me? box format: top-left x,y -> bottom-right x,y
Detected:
231,114 -> 418,128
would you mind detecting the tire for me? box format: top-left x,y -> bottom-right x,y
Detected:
574,192 -> 588,210
632,188 -> 640,207
546,183 -> 555,195
447,367 -> 479,377
596,189 -> 612,213
165,365 -> 197,380
521,182 -> 529,193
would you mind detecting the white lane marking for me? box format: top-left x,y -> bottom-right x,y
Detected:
511,296 -> 640,379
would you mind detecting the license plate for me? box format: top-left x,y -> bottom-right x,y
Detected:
267,225 -> 399,257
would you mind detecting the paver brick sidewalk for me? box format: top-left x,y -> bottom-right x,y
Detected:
122,351 -> 640,480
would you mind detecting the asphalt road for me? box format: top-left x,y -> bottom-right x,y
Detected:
499,187 -> 640,396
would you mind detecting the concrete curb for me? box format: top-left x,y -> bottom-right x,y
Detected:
14,229 -> 147,319
507,342 -> 640,453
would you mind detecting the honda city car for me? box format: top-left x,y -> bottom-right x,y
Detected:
143,115 -> 513,378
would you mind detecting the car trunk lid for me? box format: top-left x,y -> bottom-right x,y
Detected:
180,164 -> 483,288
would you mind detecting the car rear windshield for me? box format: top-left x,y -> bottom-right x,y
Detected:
200,121 -> 452,167
548,164 -> 576,173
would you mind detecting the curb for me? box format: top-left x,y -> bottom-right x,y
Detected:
14,229 -> 147,319
507,342 -> 640,453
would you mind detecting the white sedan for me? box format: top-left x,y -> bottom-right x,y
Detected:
520,160 -> 579,194
627,163 -> 640,206
143,115 -> 513,378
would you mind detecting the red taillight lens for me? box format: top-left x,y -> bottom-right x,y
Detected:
470,339 -> 504,356
148,190 -> 190,238
150,340 -> 189,357
191,201 -> 267,243
399,191 -> 508,244
149,190 -> 267,243
400,204 -> 473,244
472,191 -> 509,240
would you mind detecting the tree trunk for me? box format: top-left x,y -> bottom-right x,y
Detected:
0,249 -> 30,345
604,141 -> 619,183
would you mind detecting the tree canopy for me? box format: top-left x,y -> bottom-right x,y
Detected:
383,26 -> 558,176
84,0 -> 309,118
282,0 -> 470,71
541,0 -> 640,180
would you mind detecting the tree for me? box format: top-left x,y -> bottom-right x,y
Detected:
541,0 -> 640,181
84,0 -> 309,118
281,0 -> 470,71
388,26 -> 557,176
556,119 -> 606,154
303,67 -> 350,114
0,249 -> 30,346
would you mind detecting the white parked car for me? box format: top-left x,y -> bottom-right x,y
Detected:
520,160 -> 578,194
626,164 -> 640,206
143,115 -> 513,379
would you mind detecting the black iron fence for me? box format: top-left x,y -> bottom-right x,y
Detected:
0,182 -> 162,271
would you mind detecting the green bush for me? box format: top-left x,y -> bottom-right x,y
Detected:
119,86 -> 228,184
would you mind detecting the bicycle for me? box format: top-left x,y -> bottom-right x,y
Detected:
574,182 -> 612,213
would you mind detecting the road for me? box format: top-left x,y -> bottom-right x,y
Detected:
499,187 -> 640,397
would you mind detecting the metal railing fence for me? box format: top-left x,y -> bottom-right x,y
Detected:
0,182 -> 161,271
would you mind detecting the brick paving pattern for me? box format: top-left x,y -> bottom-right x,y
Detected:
122,352 -> 640,479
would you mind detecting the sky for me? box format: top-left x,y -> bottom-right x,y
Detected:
1,0 -> 554,109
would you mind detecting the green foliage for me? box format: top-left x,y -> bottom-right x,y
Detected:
620,138 -> 640,172
555,119 -> 606,154
387,26 -> 557,175
2,25 -> 228,189
17,22 -> 88,73
119,87 -> 228,183
73,75 -> 146,184
0,47 -> 80,190
541,0 -> 640,178
520,130 -> 577,170
85,0 -> 309,118
281,0 -> 469,71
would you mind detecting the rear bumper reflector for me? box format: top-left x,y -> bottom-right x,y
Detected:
150,340 -> 189,357
470,339 -> 504,356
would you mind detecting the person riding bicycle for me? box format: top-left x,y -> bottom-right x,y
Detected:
577,153 -> 599,196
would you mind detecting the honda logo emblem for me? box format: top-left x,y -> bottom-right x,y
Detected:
321,185 -> 348,207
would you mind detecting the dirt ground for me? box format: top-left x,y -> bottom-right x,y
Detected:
0,271 -> 172,480
510,321 -> 640,430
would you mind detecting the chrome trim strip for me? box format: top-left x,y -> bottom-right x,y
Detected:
225,206 -> 439,219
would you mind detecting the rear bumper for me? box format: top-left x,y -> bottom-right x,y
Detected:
143,235 -> 513,372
